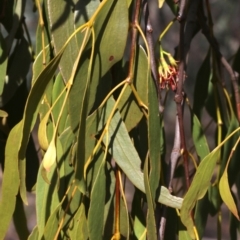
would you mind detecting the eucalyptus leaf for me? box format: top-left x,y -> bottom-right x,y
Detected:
0,122 -> 22,240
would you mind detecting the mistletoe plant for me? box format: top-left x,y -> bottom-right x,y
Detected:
0,0 -> 240,239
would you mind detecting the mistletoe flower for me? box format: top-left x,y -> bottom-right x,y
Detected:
158,53 -> 178,91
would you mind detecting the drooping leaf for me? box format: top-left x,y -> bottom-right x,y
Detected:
100,97 -> 183,209
13,197 -> 29,240
0,122 -> 22,239
219,137 -> 240,220
51,73 -> 68,135
19,46 -> 65,162
0,31 -> 7,95
193,48 -> 211,118
27,226 -> 39,240
48,0 -> 79,83
88,152 -> 106,240
68,203 -> 88,240
132,190 -> 146,239
180,126 -> 240,238
219,168 -> 239,220
144,156 -> 157,240
119,46 -> 148,131
148,58 -> 161,203
36,162 -> 59,238
190,106 -> 210,161
42,203 -> 62,240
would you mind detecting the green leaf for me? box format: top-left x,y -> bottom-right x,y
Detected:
178,222 -> 192,240
19,158 -> 28,204
0,122 -> 21,239
48,0 -> 79,82
74,0 -> 99,47
88,152 -> 106,240
13,197 -> 29,240
0,31 -> 7,95
93,0 -> 128,77
193,48 -> 211,118
148,60 -> 161,202
180,148 -> 220,238
19,46 -> 65,162
51,73 -> 68,135
132,190 -> 146,239
219,170 -> 239,220
32,45 -> 51,84
219,152 -> 240,220
42,203 -> 62,240
100,97 -> 183,209
180,126 -> 240,238
144,157 -> 157,240
119,46 -> 148,131
68,203 -> 88,240
190,107 -> 210,161
28,226 -> 39,240
194,192 -> 211,239
36,162 -> 60,238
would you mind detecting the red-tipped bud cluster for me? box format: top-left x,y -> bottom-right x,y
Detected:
158,54 -> 178,91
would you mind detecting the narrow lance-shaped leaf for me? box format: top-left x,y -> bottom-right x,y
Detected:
144,156 -> 157,240
193,48 -> 211,118
88,152 -> 106,240
180,126 -> 240,238
219,135 -> 240,220
19,47 -> 65,162
99,97 -> 183,209
0,122 -> 22,239
148,56 -> 161,201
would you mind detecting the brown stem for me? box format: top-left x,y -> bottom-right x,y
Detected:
175,21 -> 190,189
114,165 -> 120,236
128,0 -> 142,80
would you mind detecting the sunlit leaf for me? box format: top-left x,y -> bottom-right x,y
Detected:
219,148 -> 240,220
19,46 -> 65,162
48,0 -> 79,83
158,0 -> 165,8
42,140 -> 57,171
51,73 -> 68,135
0,31 -> 7,95
181,126 -> 240,238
